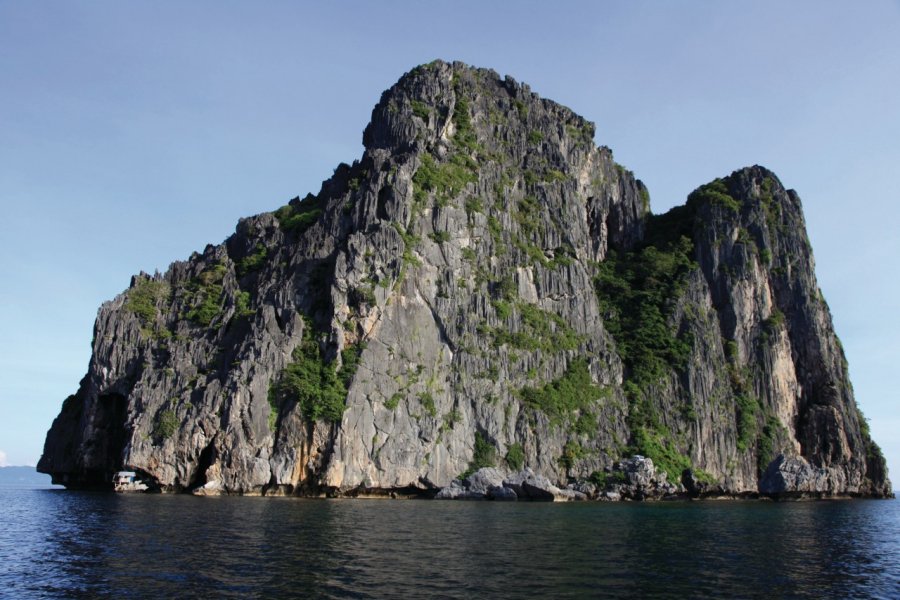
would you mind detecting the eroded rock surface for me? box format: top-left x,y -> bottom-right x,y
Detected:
38,61 -> 891,500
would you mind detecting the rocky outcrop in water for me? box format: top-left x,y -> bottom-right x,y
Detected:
38,61 -> 891,499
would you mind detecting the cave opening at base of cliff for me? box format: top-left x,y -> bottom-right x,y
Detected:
188,442 -> 217,490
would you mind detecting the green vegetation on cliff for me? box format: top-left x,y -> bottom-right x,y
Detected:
594,204 -> 698,479
125,277 -> 171,337
492,302 -> 583,352
236,244 -> 268,277
268,321 -> 359,427
505,443 -> 525,471
153,409 -> 179,441
185,263 -> 227,327
595,205 -> 696,388
460,431 -> 497,479
687,178 -> 740,213
275,194 -> 324,234
413,153 -> 477,207
411,80 -> 483,212
518,358 -> 605,428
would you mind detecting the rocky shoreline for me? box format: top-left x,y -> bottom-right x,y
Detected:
182,453 -> 894,501
431,453 -> 892,502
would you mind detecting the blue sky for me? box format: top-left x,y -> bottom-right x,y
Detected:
1,1 -> 898,478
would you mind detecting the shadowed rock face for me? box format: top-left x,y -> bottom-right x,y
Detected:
38,61 -> 891,499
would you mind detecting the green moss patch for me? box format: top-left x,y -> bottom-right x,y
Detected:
518,358 -> 605,427
275,194 -> 324,234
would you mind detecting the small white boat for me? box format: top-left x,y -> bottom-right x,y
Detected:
112,471 -> 148,493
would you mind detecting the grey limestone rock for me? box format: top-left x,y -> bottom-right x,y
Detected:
603,456 -> 681,500
759,454 -> 841,497
620,456 -> 660,487
570,481 -> 597,497
501,468 -> 535,499
520,472 -> 561,501
435,467 -> 514,500
516,470 -> 586,501
463,467 -> 507,496
435,480 -> 480,500
487,486 -> 518,501
37,60 -> 891,501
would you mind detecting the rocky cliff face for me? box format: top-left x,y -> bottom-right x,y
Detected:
38,61 -> 891,499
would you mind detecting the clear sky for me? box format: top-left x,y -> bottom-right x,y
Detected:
1,1 -> 898,479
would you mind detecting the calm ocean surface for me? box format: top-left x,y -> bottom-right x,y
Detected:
1,486 -> 898,599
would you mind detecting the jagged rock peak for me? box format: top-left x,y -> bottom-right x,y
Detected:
364,60 -> 594,153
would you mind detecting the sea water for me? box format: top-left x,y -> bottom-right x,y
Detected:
1,486 -> 898,598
